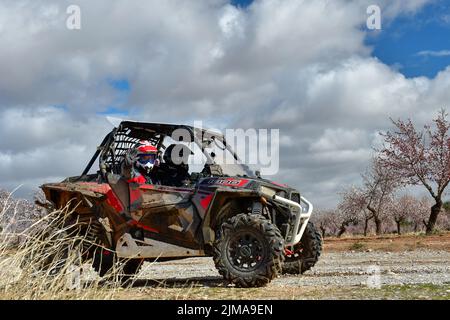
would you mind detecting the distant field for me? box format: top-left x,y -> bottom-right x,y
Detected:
323,232 -> 450,252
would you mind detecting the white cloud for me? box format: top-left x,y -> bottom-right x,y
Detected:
417,50 -> 450,57
0,0 -> 448,207
310,128 -> 369,153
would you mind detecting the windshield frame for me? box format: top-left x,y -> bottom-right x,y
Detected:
192,128 -> 255,178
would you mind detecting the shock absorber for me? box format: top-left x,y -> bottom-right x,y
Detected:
251,201 -> 263,216
80,217 -> 105,255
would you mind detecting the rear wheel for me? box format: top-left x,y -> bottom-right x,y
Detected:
213,213 -> 285,287
91,246 -> 115,277
91,242 -> 144,286
282,221 -> 322,275
119,258 -> 144,286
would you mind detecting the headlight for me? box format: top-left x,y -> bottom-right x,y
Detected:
260,186 -> 276,198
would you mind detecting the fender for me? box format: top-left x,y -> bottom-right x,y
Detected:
197,189 -> 261,246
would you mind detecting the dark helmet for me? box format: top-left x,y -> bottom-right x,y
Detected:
163,144 -> 193,165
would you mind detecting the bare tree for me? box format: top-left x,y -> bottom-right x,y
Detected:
0,189 -> 46,246
338,186 -> 373,236
311,209 -> 336,238
361,157 -> 399,235
406,196 -> 433,232
336,188 -> 363,237
335,211 -> 358,237
379,109 -> 450,234
390,195 -> 418,235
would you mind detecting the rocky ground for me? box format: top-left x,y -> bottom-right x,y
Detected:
117,248 -> 449,299
108,233 -> 450,299
1,233 -> 449,299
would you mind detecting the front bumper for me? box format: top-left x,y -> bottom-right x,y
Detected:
273,195 -> 313,246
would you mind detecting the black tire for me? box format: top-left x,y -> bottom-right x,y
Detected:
119,258 -> 144,286
91,247 -> 143,286
91,246 -> 115,277
282,221 -> 322,275
213,213 -> 285,288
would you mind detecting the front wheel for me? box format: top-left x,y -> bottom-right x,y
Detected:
282,221 -> 322,275
213,213 -> 285,288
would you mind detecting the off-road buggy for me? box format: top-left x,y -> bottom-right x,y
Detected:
37,120 -> 322,287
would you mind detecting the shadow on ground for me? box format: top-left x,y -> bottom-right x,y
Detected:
131,276 -> 226,288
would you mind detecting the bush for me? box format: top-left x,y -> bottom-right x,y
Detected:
349,242 -> 366,251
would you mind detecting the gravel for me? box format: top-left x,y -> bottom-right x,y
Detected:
137,249 -> 450,288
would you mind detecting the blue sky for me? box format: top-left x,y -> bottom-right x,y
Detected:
98,79 -> 131,116
232,0 -> 450,79
366,0 -> 450,78
231,0 -> 253,8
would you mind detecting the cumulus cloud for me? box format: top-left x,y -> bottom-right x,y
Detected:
0,0 -> 447,207
0,107 -> 113,196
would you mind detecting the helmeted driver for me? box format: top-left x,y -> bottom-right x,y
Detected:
124,141 -> 159,184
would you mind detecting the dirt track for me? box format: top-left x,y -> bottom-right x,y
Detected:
115,234 -> 450,300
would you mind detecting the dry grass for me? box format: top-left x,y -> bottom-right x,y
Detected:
0,192 -> 131,300
0,190 -> 218,300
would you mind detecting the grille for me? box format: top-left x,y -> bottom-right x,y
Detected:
290,192 -> 300,204
276,190 -> 287,198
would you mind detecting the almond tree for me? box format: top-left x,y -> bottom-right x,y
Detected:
334,210 -> 358,237
336,188 -> 366,237
379,110 -> 450,234
390,195 -> 418,235
361,157 -> 398,235
407,196 -> 433,232
312,209 -> 337,238
338,186 -> 373,236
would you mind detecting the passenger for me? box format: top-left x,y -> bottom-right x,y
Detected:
154,144 -> 191,187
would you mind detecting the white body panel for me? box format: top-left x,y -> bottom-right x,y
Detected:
116,233 -> 204,259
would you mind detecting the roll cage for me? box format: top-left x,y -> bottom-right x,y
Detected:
81,121 -> 253,180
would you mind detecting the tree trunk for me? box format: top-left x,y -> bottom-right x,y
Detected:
426,200 -> 442,235
374,216 -> 382,235
396,221 -> 401,235
367,205 -> 381,235
320,226 -> 326,239
363,218 -> 369,236
337,224 -> 347,237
